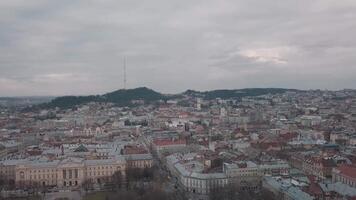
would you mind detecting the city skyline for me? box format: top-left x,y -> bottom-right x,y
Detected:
1,1 -> 356,200
1,0 -> 356,96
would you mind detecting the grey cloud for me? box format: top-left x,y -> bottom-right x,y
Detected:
0,0 -> 356,96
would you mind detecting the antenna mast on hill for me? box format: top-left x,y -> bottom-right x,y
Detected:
124,57 -> 127,90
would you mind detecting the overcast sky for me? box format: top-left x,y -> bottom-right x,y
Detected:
1,0 -> 356,96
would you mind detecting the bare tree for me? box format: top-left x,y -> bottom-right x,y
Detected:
112,171 -> 123,190
82,179 -> 93,192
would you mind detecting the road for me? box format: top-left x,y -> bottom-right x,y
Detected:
150,147 -> 188,200
140,133 -> 205,200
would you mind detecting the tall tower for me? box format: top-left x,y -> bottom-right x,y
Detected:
209,128 -> 215,152
196,98 -> 202,111
123,57 -> 127,90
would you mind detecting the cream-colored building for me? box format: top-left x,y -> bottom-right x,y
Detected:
14,157 -> 126,188
166,154 -> 228,195
124,154 -> 153,168
0,159 -> 30,185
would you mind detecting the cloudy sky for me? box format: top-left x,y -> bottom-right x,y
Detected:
1,0 -> 356,96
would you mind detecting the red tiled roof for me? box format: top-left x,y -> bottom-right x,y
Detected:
153,139 -> 186,146
307,182 -> 323,195
336,165 -> 356,179
279,132 -> 298,140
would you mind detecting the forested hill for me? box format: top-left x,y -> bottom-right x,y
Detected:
32,87 -> 299,109
183,88 -> 300,99
38,87 -> 164,109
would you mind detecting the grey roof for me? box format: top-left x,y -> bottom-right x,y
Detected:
191,172 -> 227,179
74,144 -> 89,152
264,176 -> 314,200
286,186 -> 314,200
0,159 -> 28,166
319,182 -> 356,197
85,157 -> 125,166
174,159 -> 226,180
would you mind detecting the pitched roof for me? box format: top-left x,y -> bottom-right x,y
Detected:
153,139 -> 186,146
335,165 -> 356,179
74,144 -> 89,152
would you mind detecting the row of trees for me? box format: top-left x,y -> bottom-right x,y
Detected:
91,185 -> 174,200
113,166 -> 155,191
84,165 -> 180,200
209,183 -> 278,200
0,176 -> 15,191
82,166 -> 156,192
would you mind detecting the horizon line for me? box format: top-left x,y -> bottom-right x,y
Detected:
1,86 -> 356,98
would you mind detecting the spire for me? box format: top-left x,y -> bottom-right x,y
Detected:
124,56 -> 127,90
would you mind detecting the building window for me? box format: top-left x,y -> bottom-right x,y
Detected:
20,171 -> 25,179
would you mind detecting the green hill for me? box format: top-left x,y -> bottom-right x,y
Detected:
40,87 -> 165,109
32,87 -> 298,110
183,88 -> 300,99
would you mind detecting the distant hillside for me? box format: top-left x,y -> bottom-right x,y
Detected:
30,87 -> 299,110
0,96 -> 54,107
183,88 -> 300,99
38,87 -> 165,109
103,87 -> 164,105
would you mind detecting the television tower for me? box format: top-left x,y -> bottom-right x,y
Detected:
123,57 -> 127,90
